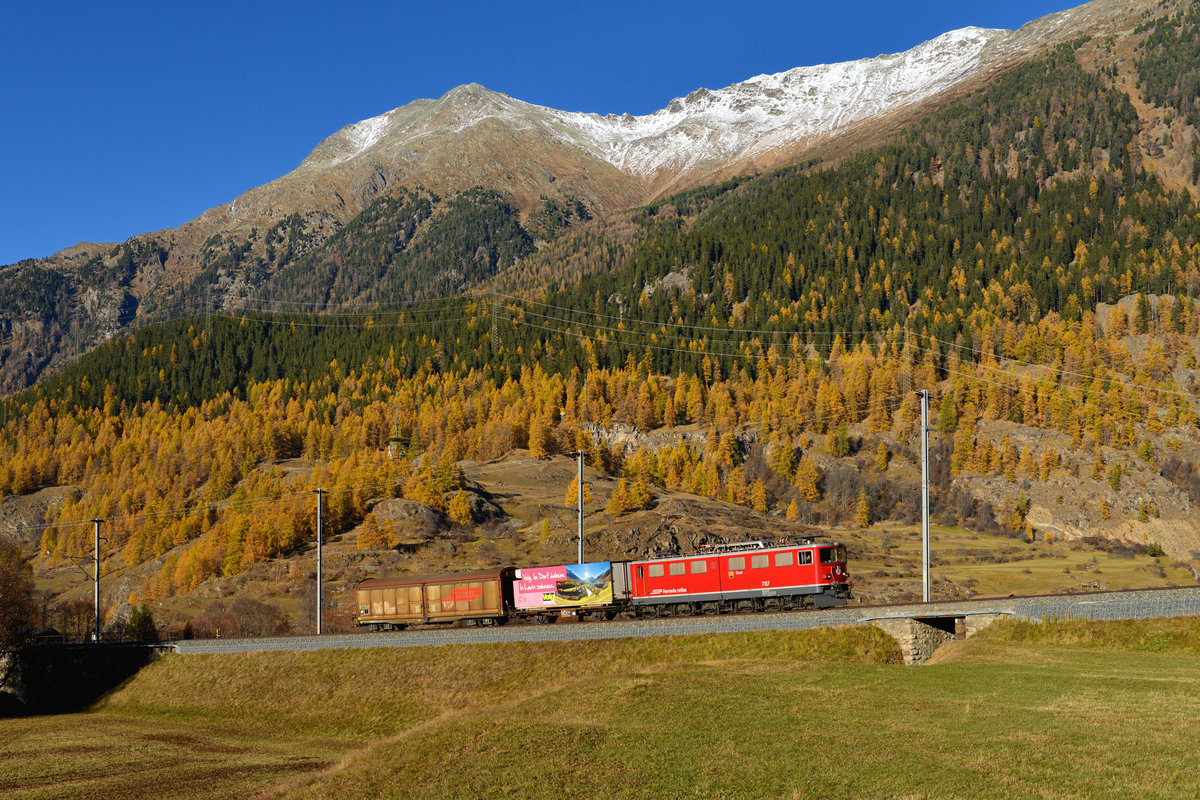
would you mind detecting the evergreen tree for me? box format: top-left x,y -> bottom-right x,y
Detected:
874,443 -> 890,472
607,479 -> 631,516
854,488 -> 870,528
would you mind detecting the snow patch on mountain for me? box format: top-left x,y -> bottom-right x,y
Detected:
324,113 -> 395,166
549,27 -> 1009,174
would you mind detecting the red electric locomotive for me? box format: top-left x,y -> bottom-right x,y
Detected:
626,538 -> 850,616
356,538 -> 851,629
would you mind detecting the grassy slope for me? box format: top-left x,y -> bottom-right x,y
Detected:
5,621 -> 1200,799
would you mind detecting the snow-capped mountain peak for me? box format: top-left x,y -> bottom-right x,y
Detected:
547,26 -> 1009,175
305,25 -> 1014,180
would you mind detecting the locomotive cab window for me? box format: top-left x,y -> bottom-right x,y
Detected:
648,564 -> 665,578
690,560 -> 707,574
728,557 -> 746,571
797,550 -> 813,565
820,548 -> 839,564
751,554 -> 769,569
669,562 -> 686,576
774,552 -> 794,567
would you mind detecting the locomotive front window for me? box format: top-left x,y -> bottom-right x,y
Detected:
820,548 -> 838,564
774,552 -> 794,567
751,554 -> 769,569
669,562 -> 686,576
798,551 -> 813,565
729,557 -> 746,571
690,560 -> 707,574
649,564 -> 665,578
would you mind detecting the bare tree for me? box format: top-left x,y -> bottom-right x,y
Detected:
0,539 -> 37,647
56,599 -> 96,643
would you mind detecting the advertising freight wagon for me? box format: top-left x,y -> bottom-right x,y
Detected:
356,539 -> 851,630
510,561 -> 629,622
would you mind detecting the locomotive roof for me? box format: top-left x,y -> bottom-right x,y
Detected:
631,539 -> 844,562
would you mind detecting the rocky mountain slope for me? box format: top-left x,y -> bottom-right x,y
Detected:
0,0 -> 1171,398
243,0 -> 1151,216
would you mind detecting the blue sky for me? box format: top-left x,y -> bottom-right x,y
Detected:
1,0 -> 1072,265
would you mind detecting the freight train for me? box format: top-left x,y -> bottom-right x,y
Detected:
356,538 -> 851,630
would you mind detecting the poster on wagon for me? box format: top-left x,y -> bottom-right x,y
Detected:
514,562 -> 613,609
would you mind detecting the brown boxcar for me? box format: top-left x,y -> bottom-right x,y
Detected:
356,568 -> 515,628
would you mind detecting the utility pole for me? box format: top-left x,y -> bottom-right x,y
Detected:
91,519 -> 103,643
577,450 -> 585,564
206,285 -> 216,370
491,294 -> 500,351
918,391 -> 931,603
314,489 -> 324,635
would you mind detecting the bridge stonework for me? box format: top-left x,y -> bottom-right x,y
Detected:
870,619 -> 950,665
868,613 -> 1011,664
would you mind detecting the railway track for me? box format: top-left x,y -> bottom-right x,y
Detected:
172,584 -> 1200,655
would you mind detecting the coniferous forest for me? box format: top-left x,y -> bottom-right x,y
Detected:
5,16 -> 1200,609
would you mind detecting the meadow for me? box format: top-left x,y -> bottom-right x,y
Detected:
4,617 -> 1200,799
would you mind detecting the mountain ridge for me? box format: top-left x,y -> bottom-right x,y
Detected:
29,0 -> 1152,267
0,0 -> 1171,398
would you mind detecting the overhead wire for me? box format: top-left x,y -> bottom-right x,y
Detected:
916,328 -> 1200,400
211,310 -> 480,329
490,290 -> 883,339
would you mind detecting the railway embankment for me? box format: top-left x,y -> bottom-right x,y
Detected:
169,585 -> 1200,660
6,585 -> 1199,717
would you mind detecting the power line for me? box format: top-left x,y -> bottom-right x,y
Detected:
917,329 -> 1200,400
212,310 -> 479,329
491,291 -> 883,339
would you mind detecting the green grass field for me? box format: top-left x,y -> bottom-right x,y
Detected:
4,620 -> 1200,799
